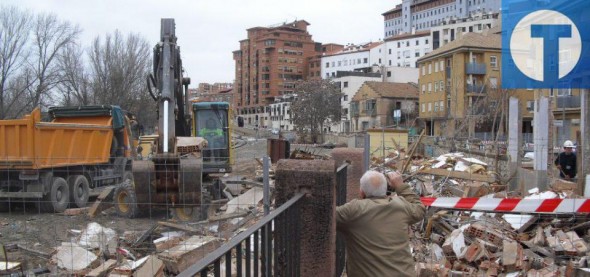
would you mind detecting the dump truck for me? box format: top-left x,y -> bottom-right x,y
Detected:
0,105 -> 134,212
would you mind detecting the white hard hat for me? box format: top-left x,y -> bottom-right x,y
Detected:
563,140 -> 575,148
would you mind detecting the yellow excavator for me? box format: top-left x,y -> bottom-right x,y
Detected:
114,18 -> 207,220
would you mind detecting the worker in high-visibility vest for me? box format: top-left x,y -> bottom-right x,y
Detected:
199,118 -> 224,148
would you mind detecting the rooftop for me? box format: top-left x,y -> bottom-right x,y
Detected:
352,81 -> 419,101
418,32 -> 501,62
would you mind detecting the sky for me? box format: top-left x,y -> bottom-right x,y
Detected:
3,0 -> 400,87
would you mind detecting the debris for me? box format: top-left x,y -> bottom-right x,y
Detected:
51,242 -> 98,272
157,221 -> 200,234
158,236 -> 223,274
133,255 -> 164,277
17,244 -> 51,258
63,207 -> 89,216
225,186 -> 264,214
88,186 -> 114,218
86,259 -> 117,277
78,222 -> 117,253
112,255 -> 149,275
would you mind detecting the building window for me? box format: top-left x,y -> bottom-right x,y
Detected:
422,84 -> 426,94
326,62 -> 329,68
434,102 -> 439,112
406,41 -> 409,47
440,101 -> 444,111
387,71 -> 392,77
428,102 -> 432,112
428,63 -> 432,74
397,42 -> 401,48
343,82 -> 349,88
389,49 -> 392,54
490,56 -> 498,68
389,60 -> 392,66
379,58 -> 382,64
416,40 -> 419,46
343,95 -> 348,101
425,39 -> 429,44
434,82 -> 439,92
428,83 -> 432,93
440,80 -> 445,91
435,62 -> 439,72
363,58 -> 368,63
422,103 -> 425,112
421,65 -> 425,76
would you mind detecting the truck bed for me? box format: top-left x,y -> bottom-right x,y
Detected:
0,108 -> 114,170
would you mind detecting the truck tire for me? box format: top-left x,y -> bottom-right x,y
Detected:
172,206 -> 202,222
40,177 -> 70,213
68,175 -> 90,208
114,183 -> 140,218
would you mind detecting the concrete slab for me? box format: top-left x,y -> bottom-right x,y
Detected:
52,242 -> 98,271
225,187 -> 264,214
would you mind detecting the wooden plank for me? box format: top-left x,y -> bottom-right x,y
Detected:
88,186 -> 114,218
86,259 -> 117,277
418,168 -> 497,183
63,207 -> 89,216
157,221 -> 200,234
133,255 -> 164,277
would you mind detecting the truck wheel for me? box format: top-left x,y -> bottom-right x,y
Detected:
68,175 -> 89,208
114,183 -> 140,218
172,206 -> 203,222
40,177 -> 70,213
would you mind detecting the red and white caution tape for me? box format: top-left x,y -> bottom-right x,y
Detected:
420,197 -> 590,214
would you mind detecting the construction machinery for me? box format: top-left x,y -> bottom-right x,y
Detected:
113,18 -> 205,219
0,105 -> 134,212
192,101 -> 233,174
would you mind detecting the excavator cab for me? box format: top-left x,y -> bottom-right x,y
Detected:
193,102 -> 232,174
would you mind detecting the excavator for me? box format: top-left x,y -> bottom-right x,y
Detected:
113,18 -> 207,220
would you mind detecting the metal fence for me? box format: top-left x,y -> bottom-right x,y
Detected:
178,193 -> 304,277
335,163 -> 348,277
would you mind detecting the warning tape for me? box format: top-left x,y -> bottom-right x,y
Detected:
420,197 -> 590,214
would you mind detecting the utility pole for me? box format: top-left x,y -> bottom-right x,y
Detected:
579,89 -> 590,195
508,97 -> 522,192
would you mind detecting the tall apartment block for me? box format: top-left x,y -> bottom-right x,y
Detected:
382,0 -> 500,38
233,20 -> 321,126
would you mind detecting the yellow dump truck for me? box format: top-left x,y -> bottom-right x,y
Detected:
0,106 -> 134,212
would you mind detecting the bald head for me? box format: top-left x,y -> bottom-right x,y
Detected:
360,171 -> 387,198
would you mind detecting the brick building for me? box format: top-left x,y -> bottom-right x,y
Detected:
233,20 -> 322,127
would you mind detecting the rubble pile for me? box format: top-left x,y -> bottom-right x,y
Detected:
405,151 -> 589,276
4,181 -> 269,276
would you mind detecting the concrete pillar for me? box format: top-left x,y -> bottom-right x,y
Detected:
275,159 -> 336,277
331,148 -> 365,201
579,89 -> 590,195
533,97 -> 550,190
507,97 -> 522,192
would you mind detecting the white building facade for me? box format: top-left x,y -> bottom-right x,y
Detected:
321,42 -> 382,79
267,95 -> 295,131
383,0 -> 501,38
430,12 -> 499,50
331,72 -> 382,133
382,31 -> 432,68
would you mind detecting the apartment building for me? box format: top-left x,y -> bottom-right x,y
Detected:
382,0 -> 500,38
431,12 -> 499,50
233,20 -> 321,127
331,71 -> 382,133
268,94 -> 295,131
349,81 -> 419,132
197,83 -> 233,95
321,42 -> 382,78
417,32 -> 535,138
381,31 -> 431,68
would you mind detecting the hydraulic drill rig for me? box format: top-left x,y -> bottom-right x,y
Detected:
114,18 -> 206,220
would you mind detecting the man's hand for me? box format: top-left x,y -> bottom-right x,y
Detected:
385,171 -> 403,190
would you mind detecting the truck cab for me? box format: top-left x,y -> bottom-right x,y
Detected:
192,102 -> 232,174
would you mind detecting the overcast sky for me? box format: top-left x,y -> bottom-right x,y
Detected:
4,0 -> 400,87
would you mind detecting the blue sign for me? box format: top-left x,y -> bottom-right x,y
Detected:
502,0 -> 590,88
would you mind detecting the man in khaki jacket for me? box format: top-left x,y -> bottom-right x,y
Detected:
336,171 -> 425,276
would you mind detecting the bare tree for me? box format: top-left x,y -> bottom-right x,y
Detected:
88,30 -> 154,127
57,42 -> 92,106
0,6 -> 31,119
291,79 -> 342,143
24,13 -> 81,112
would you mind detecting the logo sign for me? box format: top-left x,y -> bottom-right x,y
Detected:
502,0 -> 590,88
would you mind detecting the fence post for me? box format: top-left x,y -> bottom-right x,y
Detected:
263,155 -> 270,216
275,159 -> 337,277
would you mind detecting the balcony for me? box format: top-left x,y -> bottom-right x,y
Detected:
466,84 -> 486,94
445,67 -> 451,78
465,62 -> 487,75
556,95 -> 581,109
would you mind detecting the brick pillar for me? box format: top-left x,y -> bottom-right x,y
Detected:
275,159 -> 336,277
331,148 -> 364,201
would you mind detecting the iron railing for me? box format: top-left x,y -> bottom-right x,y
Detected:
178,193 -> 305,277
335,163 -> 349,277
465,62 -> 487,75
